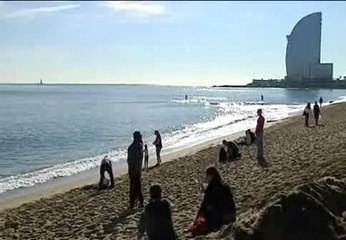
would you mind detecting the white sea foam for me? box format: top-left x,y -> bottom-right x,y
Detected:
1,95 -> 345,194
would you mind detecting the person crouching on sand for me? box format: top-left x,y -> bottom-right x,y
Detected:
185,167 -> 236,237
143,144 -> 149,170
138,184 -> 177,240
99,155 -> 115,189
153,130 -> 162,166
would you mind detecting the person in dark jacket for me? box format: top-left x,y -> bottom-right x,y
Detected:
219,140 -> 228,163
127,131 -> 144,209
138,185 -> 177,240
313,101 -> 321,126
319,96 -> 323,108
225,141 -> 241,161
187,167 -> 236,236
153,130 -> 162,166
99,155 -> 115,189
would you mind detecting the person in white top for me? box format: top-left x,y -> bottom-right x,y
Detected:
303,102 -> 312,127
144,144 -> 149,170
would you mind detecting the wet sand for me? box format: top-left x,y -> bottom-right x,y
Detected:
1,102 -> 346,239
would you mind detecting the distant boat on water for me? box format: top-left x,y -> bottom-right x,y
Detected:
38,79 -> 43,85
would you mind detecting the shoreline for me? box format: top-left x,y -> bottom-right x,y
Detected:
0,118 -> 285,212
0,98 -> 338,212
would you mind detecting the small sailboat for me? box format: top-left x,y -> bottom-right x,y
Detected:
39,79 -> 43,85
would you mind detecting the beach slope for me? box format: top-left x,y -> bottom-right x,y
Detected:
1,103 -> 346,239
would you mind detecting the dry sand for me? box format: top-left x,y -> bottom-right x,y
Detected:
0,102 -> 346,239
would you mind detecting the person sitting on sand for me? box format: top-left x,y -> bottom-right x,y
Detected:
225,140 -> 241,161
99,155 -> 115,189
153,130 -> 162,166
313,101 -> 321,126
128,131 -> 144,209
186,167 -> 236,236
138,184 -> 177,240
143,144 -> 149,170
238,129 -> 256,146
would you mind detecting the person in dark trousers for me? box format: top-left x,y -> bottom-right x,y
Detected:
143,144 -> 149,170
219,141 -> 228,163
256,109 -> 265,161
99,155 -> 115,189
303,102 -> 312,127
127,131 -> 144,209
319,96 -> 323,108
186,167 -> 236,236
313,101 -> 321,126
153,130 -> 162,166
138,185 -> 177,240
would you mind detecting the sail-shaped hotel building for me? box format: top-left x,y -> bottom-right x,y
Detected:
285,12 -> 333,83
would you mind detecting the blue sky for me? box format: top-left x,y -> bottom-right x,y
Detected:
0,1 -> 345,86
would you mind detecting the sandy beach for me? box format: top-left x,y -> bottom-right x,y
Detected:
1,102 -> 346,239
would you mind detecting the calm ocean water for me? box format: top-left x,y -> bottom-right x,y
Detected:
0,84 -> 346,194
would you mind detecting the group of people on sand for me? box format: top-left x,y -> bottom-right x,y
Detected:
220,108 -> 265,163
137,166 -> 236,239
126,131 -> 237,239
98,130 -> 162,190
97,108 -> 265,239
303,96 -> 323,127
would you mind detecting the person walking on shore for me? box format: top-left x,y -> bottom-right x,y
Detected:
255,109 -> 265,161
303,102 -> 312,127
127,131 -> 144,209
319,96 -> 323,108
313,101 -> 321,126
138,185 -> 177,240
153,130 -> 162,166
99,155 -> 115,189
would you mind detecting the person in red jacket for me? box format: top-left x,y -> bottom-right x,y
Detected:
255,109 -> 265,161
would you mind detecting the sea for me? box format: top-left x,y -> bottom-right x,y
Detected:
1,84 -> 346,195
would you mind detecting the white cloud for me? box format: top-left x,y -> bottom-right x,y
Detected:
5,4 -> 80,19
99,1 -> 166,18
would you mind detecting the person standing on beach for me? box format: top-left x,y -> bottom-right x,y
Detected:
319,96 -> 323,108
99,155 -> 115,189
138,185 -> 177,240
255,109 -> 265,161
127,131 -> 144,209
313,101 -> 321,126
153,130 -> 162,166
303,103 -> 312,127
143,144 -> 149,170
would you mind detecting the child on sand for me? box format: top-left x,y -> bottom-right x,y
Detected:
143,144 -> 149,170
